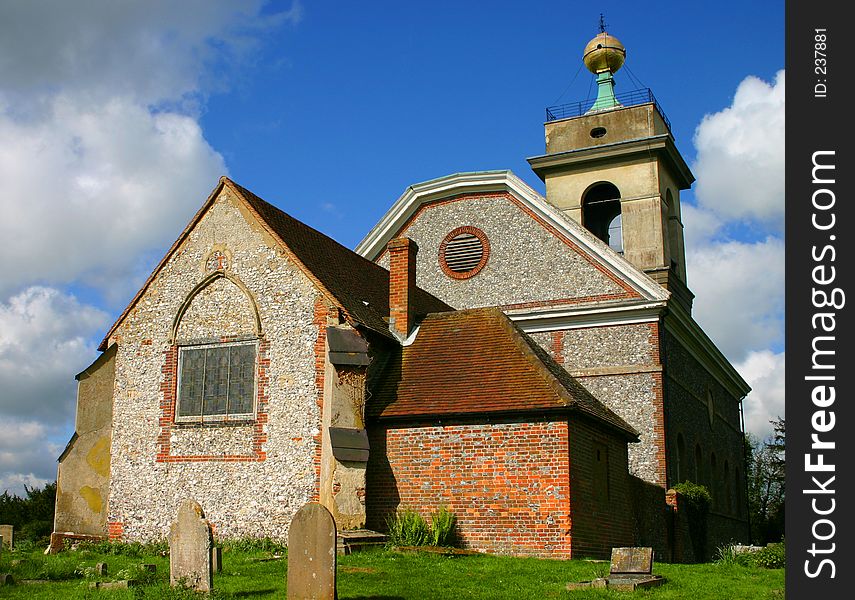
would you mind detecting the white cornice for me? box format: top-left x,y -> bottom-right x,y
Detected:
509,300 -> 666,333
664,302 -> 752,399
355,170 -> 670,303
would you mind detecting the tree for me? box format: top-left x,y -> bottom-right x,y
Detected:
0,481 -> 57,543
746,417 -> 785,543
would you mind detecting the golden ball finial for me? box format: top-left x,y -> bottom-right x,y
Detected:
583,32 -> 626,74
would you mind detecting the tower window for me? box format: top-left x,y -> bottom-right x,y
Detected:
582,182 -> 622,253
590,127 -> 607,138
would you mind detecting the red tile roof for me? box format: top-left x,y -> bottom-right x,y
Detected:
368,307 -> 638,439
231,180 -> 451,337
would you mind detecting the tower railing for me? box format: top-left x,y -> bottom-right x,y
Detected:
545,88 -> 672,134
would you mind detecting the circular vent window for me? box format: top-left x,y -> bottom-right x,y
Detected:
590,127 -> 607,138
439,226 -> 490,279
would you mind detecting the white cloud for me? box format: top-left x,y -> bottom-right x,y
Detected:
0,1 -> 302,107
0,1 -> 301,495
0,420 -> 61,497
0,94 -> 227,297
688,237 -> 784,363
692,70 -> 785,230
736,350 -> 785,440
0,287 -> 108,424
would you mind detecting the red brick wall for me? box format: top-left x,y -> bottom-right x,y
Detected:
367,418 -> 573,557
566,418 -> 636,558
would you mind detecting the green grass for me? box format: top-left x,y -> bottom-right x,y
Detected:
0,545 -> 784,599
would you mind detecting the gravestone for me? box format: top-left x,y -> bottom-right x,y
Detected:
96,562 -> 108,576
0,525 -> 12,549
168,499 -> 213,592
610,547 -> 654,576
567,547 -> 663,592
212,546 -> 223,573
287,502 -> 337,600
607,547 -> 664,591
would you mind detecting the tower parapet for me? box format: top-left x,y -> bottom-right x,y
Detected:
528,27 -> 694,312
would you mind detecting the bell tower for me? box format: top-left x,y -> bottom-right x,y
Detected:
528,27 -> 694,310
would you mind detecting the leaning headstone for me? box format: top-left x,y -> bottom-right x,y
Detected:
168,499 -> 213,592
287,502 -> 337,600
610,547 -> 654,576
607,547 -> 664,591
211,546 -> 223,573
0,525 -> 12,549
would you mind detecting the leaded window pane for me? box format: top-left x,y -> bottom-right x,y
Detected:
177,342 -> 256,419
178,348 -> 205,417
228,344 -> 255,414
204,346 -> 230,415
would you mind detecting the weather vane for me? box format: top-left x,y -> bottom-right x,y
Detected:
598,13 -> 607,34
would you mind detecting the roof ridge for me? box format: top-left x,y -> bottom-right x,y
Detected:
493,309 -> 638,438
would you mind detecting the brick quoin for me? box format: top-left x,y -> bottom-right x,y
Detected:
107,521 -> 124,541
311,298 -> 327,501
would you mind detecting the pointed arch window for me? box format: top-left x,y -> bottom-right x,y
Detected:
582,182 -> 623,253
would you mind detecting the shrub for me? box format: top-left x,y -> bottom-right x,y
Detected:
674,481 -> 712,561
751,542 -> 785,569
386,508 -> 430,547
429,506 -> 458,547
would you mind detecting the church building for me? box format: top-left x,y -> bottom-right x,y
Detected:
53,30 -> 750,560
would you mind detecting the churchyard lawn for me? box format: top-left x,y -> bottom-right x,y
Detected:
0,544 -> 784,599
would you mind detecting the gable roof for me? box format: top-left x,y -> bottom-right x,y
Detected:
354,170 -> 670,303
368,307 -> 638,440
99,177 -> 451,349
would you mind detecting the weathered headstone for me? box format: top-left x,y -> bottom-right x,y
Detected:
287,502 -> 337,600
567,548 -> 663,592
609,547 -> 654,575
212,546 -> 223,573
96,562 -> 108,576
168,499 -> 213,592
0,525 -> 12,549
0,573 -> 14,586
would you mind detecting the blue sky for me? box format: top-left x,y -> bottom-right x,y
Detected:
0,0 -> 784,495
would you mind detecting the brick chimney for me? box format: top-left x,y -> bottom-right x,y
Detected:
387,237 -> 418,339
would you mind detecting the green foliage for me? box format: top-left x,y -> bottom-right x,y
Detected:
387,506 -> 461,548
429,505 -> 458,547
220,536 -> 287,553
746,417 -> 786,544
0,545 -> 785,599
751,542 -> 785,569
714,541 -> 785,569
386,508 -> 431,547
673,481 -> 712,512
713,543 -> 740,566
674,481 -> 711,561
76,539 -> 169,557
0,482 -> 56,542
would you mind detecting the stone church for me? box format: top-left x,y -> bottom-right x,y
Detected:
53,31 -> 750,560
